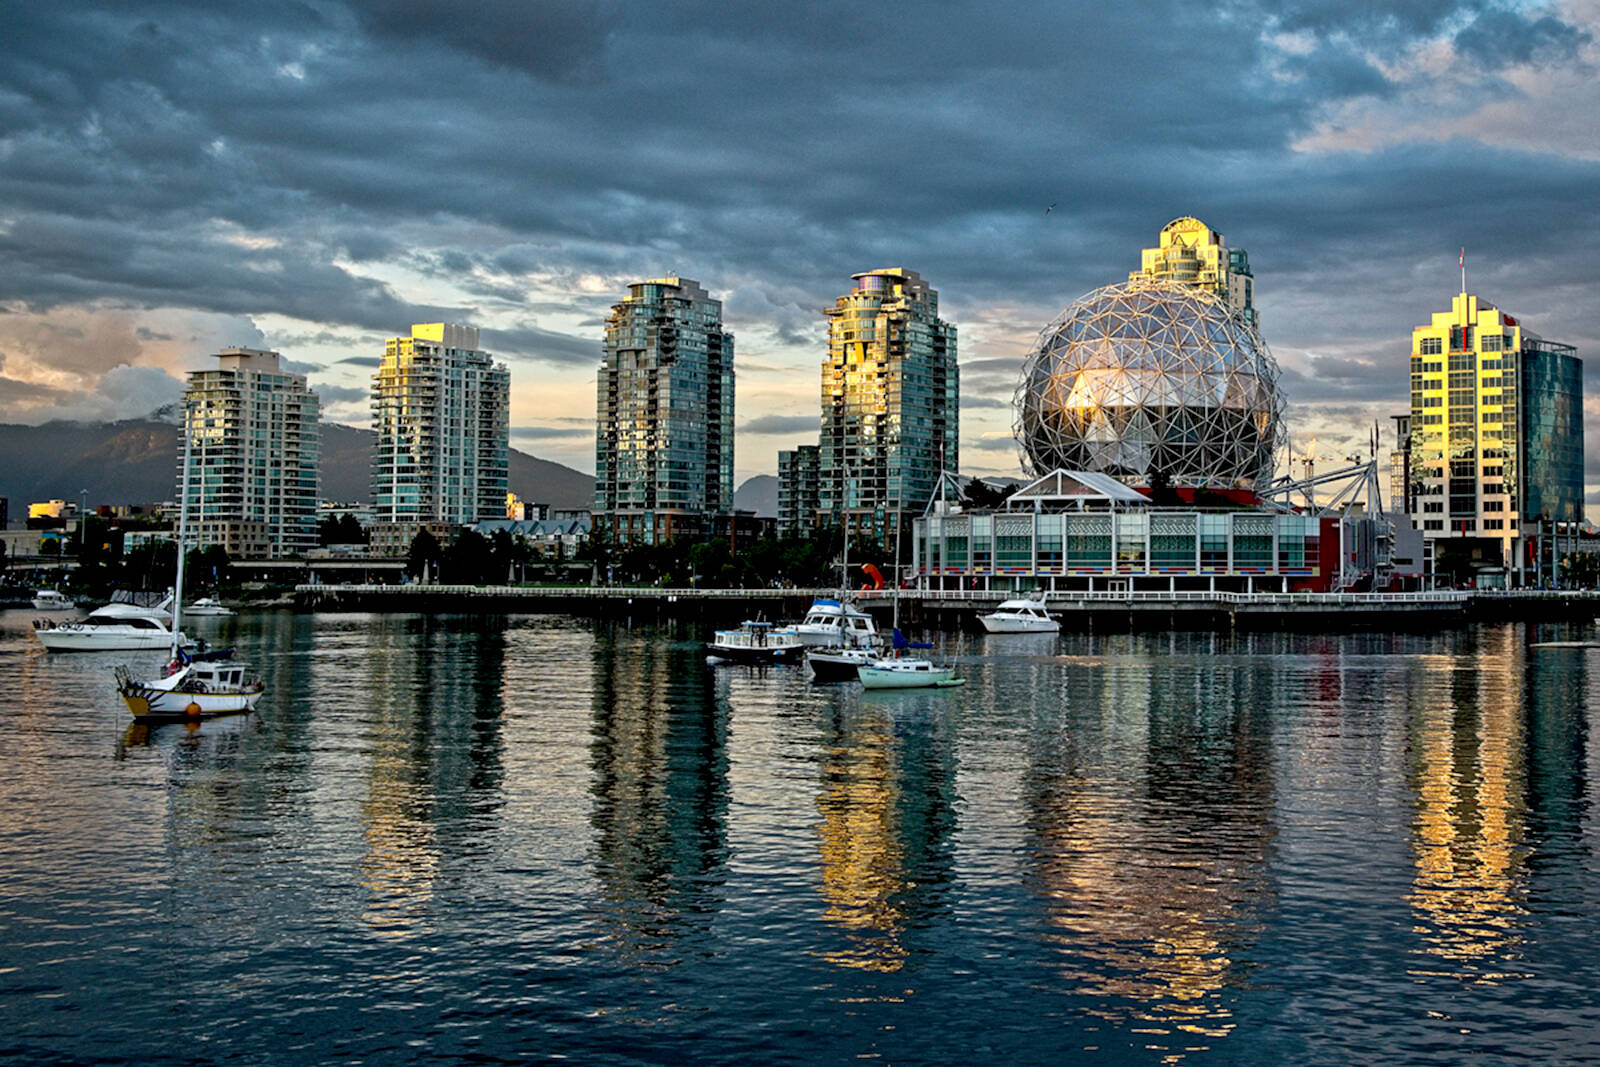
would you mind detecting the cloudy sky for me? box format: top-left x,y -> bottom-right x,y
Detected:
3,0 -> 1599,496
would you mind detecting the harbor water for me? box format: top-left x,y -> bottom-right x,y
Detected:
3,608 -> 1599,1064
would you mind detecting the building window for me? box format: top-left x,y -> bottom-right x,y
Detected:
1420,337 -> 1443,355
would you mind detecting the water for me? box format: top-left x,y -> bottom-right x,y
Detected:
3,608 -> 1599,1064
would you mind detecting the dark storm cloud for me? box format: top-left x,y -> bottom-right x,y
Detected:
335,355 -> 382,368
347,0 -> 614,85
0,0 -> 1598,462
739,415 -> 819,436
1454,10 -> 1591,67
312,384 -> 368,405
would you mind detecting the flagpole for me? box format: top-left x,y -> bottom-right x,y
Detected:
1460,247 -> 1466,294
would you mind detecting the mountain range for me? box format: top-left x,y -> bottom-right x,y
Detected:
0,418 -> 595,512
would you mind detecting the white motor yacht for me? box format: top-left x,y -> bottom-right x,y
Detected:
185,597 -> 236,617
978,597 -> 1060,634
31,589 -> 74,611
34,603 -> 188,652
792,598 -> 878,649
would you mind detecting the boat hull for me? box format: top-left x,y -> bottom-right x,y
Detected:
706,643 -> 804,664
807,648 -> 870,682
35,628 -> 184,652
978,615 -> 1060,634
858,663 -> 963,689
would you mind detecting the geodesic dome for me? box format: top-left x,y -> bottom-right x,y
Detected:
1013,278 -> 1285,487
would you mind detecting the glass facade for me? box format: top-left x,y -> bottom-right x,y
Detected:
1520,339 -> 1584,525
184,348 -> 320,559
594,278 -> 735,544
819,268 -> 957,546
915,508 -> 1324,590
371,323 -> 510,526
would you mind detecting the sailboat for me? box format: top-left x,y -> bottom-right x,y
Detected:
114,403 -> 265,721
857,514 -> 963,690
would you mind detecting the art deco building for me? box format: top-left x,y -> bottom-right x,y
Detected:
181,347 -> 320,558
820,268 -> 957,547
777,444 -> 820,538
1131,216 -> 1258,328
1406,292 -> 1582,575
594,277 -> 734,544
370,323 -> 510,532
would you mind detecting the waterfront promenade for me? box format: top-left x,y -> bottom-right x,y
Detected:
293,583 -> 1600,628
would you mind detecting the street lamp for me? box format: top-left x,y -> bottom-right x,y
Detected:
79,489 -> 88,555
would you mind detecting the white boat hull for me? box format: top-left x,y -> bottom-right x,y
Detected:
115,663 -> 264,719
978,615 -> 1060,633
35,627 -> 188,652
858,660 -> 963,689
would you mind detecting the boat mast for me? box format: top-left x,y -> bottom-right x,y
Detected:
170,400 -> 192,658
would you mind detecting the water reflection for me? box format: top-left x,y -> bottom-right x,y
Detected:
1023,639 -> 1276,1058
588,624 -> 730,966
355,615 -> 509,937
1405,626 -> 1553,979
813,699 -> 958,972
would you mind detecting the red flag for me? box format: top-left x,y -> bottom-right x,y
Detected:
1460,248 -> 1464,267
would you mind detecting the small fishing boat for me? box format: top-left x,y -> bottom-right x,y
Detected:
113,401 -> 265,721
115,651 -> 265,720
706,619 -> 806,664
978,596 -> 1059,633
185,597 -> 236,617
31,589 -> 74,611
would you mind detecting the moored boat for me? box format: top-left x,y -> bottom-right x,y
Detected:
857,628 -> 964,689
31,589 -> 74,611
791,597 -> 878,649
185,597 -> 236,617
34,602 -> 188,652
115,652 -> 265,720
978,597 -> 1059,633
706,619 -> 806,664
113,399 -> 265,722
806,644 -> 875,682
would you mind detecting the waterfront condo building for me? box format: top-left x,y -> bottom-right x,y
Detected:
1131,216 -> 1258,328
820,268 -> 957,548
1405,291 -> 1582,579
371,323 -> 510,536
594,277 -> 734,544
181,347 -> 320,558
777,444 -> 821,538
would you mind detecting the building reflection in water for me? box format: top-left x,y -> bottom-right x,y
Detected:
587,623 -> 729,966
355,615 -> 508,937
1023,636 -> 1276,1055
812,698 -> 958,972
1404,625 -> 1586,979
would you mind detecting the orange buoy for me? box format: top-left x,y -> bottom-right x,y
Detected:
186,702 -> 203,718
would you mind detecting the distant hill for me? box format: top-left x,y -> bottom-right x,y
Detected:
0,418 -> 594,512
734,474 -> 778,517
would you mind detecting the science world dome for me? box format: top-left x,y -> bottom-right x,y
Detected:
1013,278 -> 1285,487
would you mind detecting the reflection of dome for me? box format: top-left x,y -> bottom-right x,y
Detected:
1013,279 -> 1284,487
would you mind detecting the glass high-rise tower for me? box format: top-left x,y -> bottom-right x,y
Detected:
594,277 -> 735,545
819,268 -> 957,548
182,347 -> 320,559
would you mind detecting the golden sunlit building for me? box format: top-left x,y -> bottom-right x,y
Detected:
1131,216 -> 1258,328
819,268 -> 957,547
371,323 -> 510,529
1405,292 -> 1582,580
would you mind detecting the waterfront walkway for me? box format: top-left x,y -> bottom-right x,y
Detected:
292,583 -> 1599,627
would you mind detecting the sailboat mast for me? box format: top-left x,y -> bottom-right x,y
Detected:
171,401 -> 192,657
